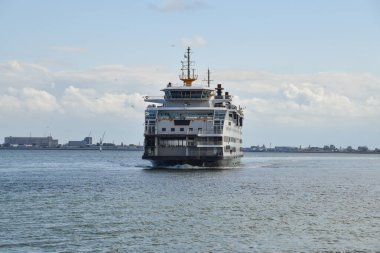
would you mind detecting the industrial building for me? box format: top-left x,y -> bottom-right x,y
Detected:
67,137 -> 92,147
3,136 -> 59,148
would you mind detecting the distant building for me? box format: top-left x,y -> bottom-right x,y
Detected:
274,146 -> 299,152
358,146 -> 369,152
83,137 -> 92,145
67,137 -> 92,147
4,136 -> 58,148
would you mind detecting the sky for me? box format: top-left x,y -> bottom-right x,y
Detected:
0,0 -> 379,148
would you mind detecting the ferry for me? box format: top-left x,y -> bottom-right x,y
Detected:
142,47 -> 244,167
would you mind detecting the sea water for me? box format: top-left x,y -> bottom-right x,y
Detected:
0,150 -> 379,252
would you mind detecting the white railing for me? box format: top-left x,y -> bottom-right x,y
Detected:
196,141 -> 223,146
197,129 -> 223,135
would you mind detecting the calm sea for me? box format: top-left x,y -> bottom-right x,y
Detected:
0,150 -> 379,252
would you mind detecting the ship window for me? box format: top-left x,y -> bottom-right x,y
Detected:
214,110 -> 226,119
158,137 -> 187,147
166,90 -> 211,99
201,90 -> 211,99
198,128 -> 202,132
162,128 -> 166,132
171,128 -> 175,132
228,122 -> 231,126
183,91 -> 191,98
189,128 -> 193,132
180,128 -> 184,132
191,91 -> 202,98
174,120 -> 190,125
158,111 -> 214,120
165,91 -> 172,98
145,110 -> 157,119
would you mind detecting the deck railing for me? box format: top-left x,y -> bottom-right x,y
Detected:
197,129 -> 223,135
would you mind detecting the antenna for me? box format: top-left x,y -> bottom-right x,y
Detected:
202,68 -> 213,87
179,47 -> 198,86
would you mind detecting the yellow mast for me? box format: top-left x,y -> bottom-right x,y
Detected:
179,47 -> 198,86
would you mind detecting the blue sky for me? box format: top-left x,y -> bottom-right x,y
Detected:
0,0 -> 379,148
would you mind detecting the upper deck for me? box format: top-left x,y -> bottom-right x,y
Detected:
162,85 -> 214,100
143,47 -> 242,116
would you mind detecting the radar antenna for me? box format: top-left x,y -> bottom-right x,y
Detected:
179,47 -> 198,86
202,68 -> 213,87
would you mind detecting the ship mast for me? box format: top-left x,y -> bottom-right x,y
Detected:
179,47 -> 198,86
203,68 -> 213,87
207,68 -> 211,87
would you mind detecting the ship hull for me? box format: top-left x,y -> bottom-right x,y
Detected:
143,155 -> 242,168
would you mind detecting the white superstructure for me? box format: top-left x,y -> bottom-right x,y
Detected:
142,47 -> 244,167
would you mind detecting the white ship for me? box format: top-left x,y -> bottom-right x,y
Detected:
142,47 -> 244,167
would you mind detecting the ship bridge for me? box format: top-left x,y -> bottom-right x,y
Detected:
162,85 -> 214,100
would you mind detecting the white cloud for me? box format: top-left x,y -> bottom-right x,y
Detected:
0,61 -> 172,94
61,86 -> 144,117
22,88 -> 61,113
150,0 -> 205,12
50,45 -> 87,53
0,61 -> 52,89
0,88 -> 61,114
181,35 -> 207,48
213,70 -> 380,125
0,94 -> 22,112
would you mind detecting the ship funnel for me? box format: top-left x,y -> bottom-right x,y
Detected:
216,83 -> 224,98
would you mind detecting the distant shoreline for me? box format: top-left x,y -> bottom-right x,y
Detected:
1,147 -> 379,154
0,147 -> 143,151
243,150 -> 380,155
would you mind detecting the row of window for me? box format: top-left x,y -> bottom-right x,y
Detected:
158,111 -> 214,120
158,139 -> 224,148
165,90 -> 212,99
161,127 -> 203,132
224,136 -> 242,143
225,146 -> 244,152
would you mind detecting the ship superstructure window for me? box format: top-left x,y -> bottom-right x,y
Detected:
165,90 -> 212,99
158,111 -> 213,120
189,128 -> 193,132
159,138 -> 187,147
180,128 -> 184,132
214,110 -> 226,119
171,128 -> 175,132
162,128 -> 166,132
214,119 -> 224,133
174,120 -> 190,126
145,110 -> 157,119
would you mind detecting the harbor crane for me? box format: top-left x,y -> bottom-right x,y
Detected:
99,131 -> 106,151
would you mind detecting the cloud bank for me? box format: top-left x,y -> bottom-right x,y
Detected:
0,60 -> 379,146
